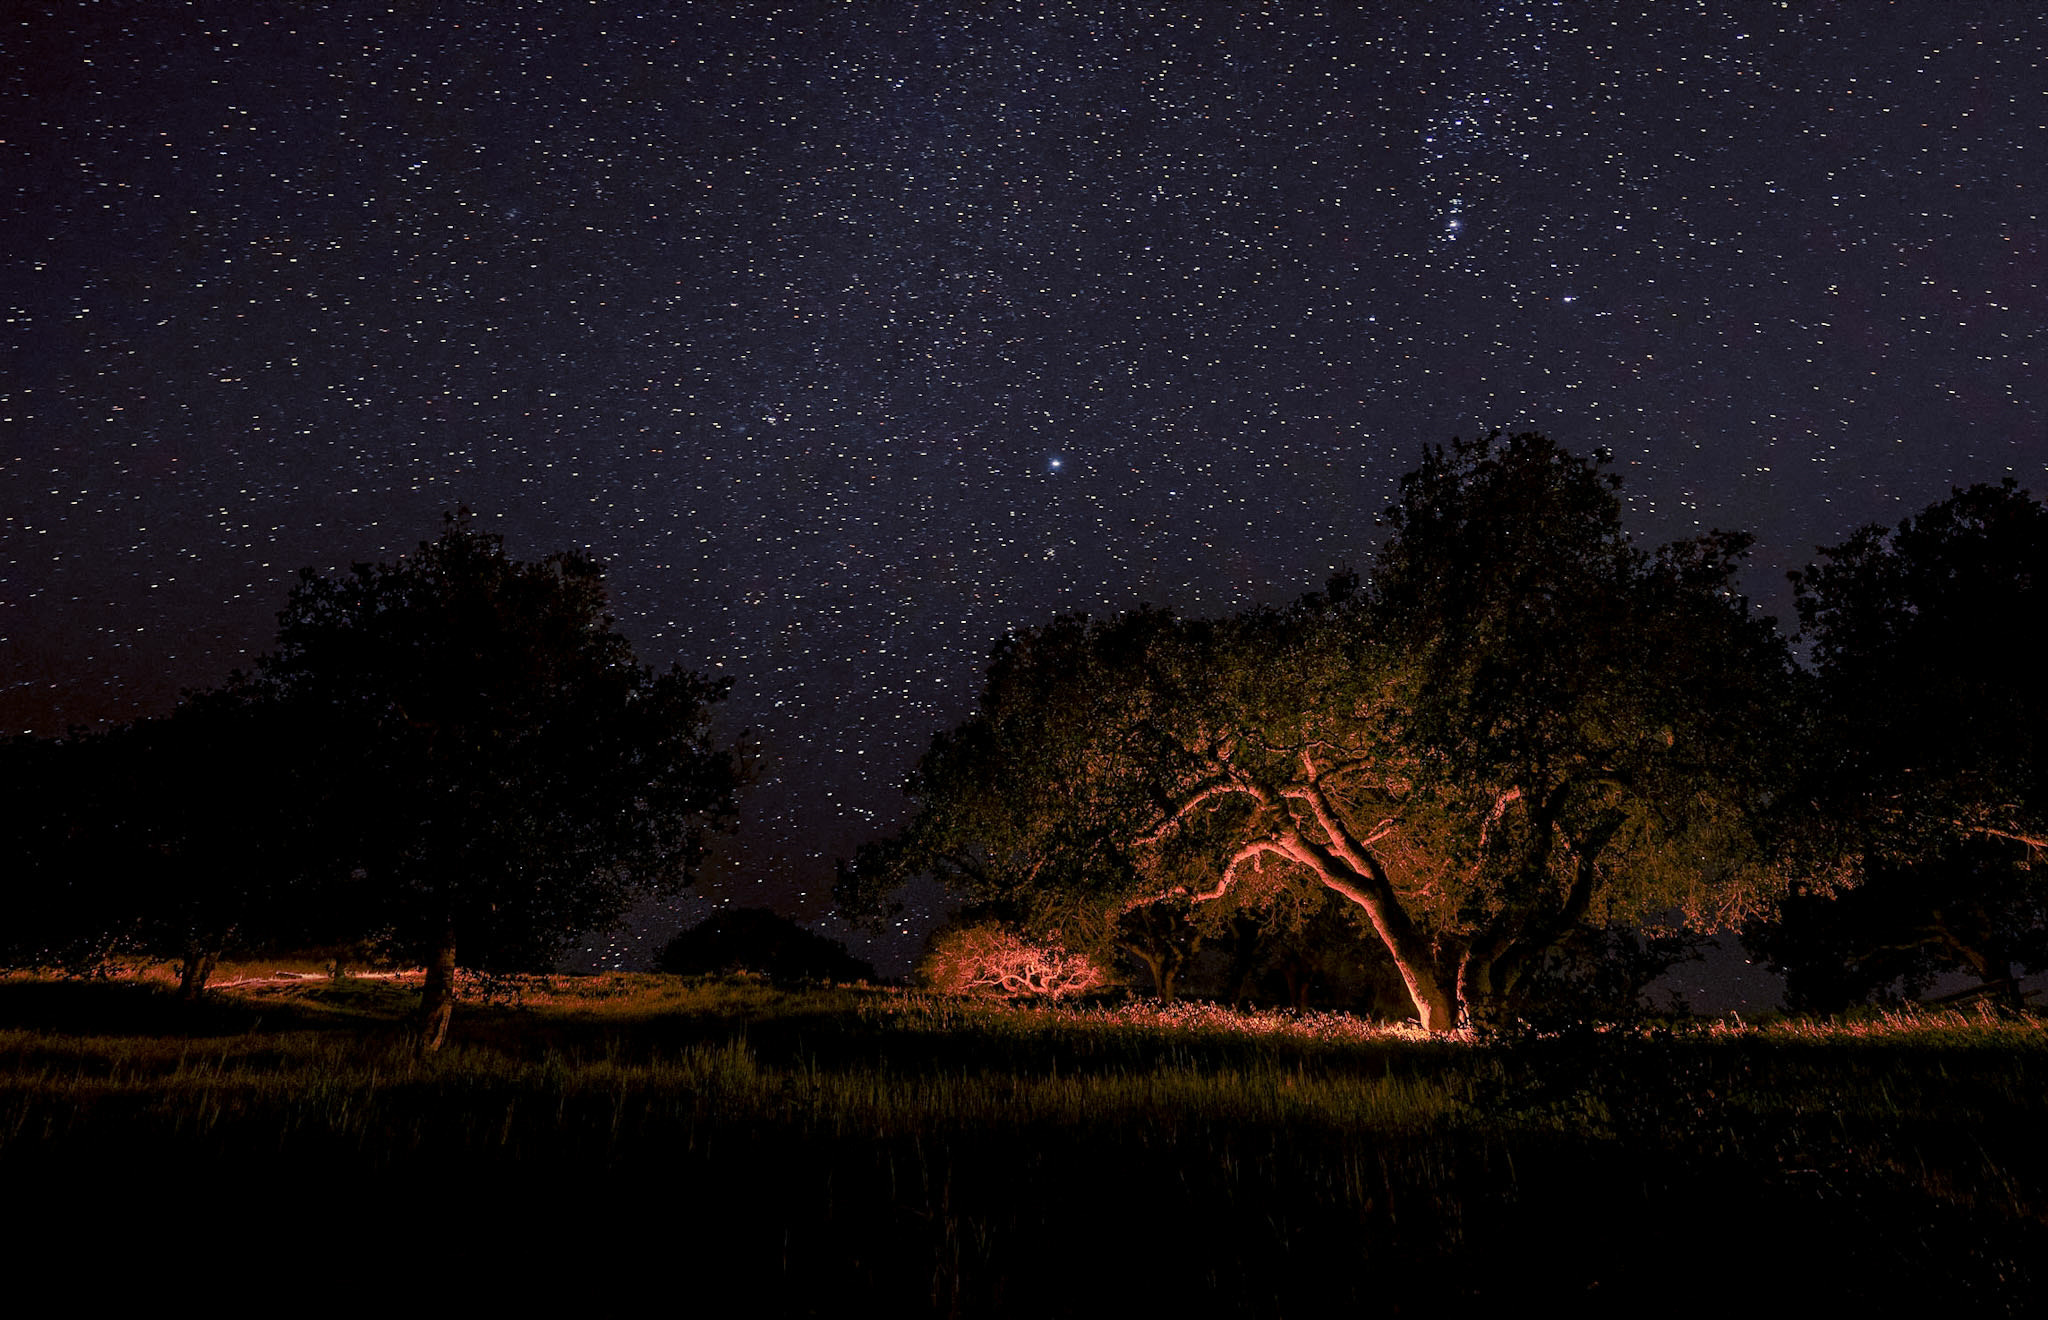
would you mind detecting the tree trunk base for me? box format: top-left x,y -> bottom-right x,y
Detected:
413,936 -> 458,1053
177,950 -> 219,1002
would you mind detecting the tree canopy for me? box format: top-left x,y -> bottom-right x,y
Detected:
263,512 -> 744,1046
0,685 -> 311,993
0,728 -> 126,973
108,683 -> 315,996
1788,479 -> 2046,864
1747,481 -> 2048,1008
841,434 -> 1796,1030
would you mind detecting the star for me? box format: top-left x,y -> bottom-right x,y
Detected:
2,3 -> 2039,974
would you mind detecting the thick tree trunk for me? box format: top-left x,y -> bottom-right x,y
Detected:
415,930 -> 458,1052
1456,953 -> 1527,1032
1124,946 -> 1174,1001
1453,815 -> 1622,1030
1282,959 -> 1310,1011
177,948 -> 219,1001
1317,891 -> 1454,1029
1308,859 -> 1456,1031
1394,960 -> 1456,1032
1283,787 -> 1459,1032
1456,954 -> 1490,1029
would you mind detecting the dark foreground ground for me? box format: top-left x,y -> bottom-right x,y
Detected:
1,970 -> 2041,1314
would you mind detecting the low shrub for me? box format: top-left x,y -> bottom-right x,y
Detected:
919,924 -> 1107,999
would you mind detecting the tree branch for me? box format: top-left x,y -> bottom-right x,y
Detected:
1119,838 -> 1294,912
1293,757 -> 1400,888
1494,813 -> 1627,993
1184,840 -> 1298,903
1979,826 -> 2048,854
1133,779 -> 1262,846
1478,787 -> 1524,852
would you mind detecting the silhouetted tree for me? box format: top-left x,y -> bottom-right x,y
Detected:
655,908 -> 875,985
261,512 -> 744,1048
110,684 -> 320,998
1505,925 -> 1707,1028
0,730 -> 129,972
1751,847 -> 2046,1013
1748,481 -> 2048,1008
1111,898 -> 1206,1001
3,682 -> 361,992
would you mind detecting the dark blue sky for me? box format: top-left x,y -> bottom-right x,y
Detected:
5,3 -> 2042,968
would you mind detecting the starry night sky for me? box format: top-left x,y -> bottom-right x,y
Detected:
5,3 -> 2043,969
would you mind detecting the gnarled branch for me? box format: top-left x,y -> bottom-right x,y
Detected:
1979,826 -> 2048,855
1133,779 -> 1264,846
1184,840 -> 1299,903
1118,838 -> 1295,913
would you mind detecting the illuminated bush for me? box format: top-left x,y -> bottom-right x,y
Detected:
919,924 -> 1108,999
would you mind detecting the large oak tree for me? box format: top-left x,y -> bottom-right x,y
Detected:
843,434 -> 1794,1030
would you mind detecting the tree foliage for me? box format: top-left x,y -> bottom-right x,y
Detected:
2,517 -> 745,1031
262,512 -> 744,1047
842,434 -> 1795,1030
0,729 -> 127,973
0,686 -> 311,993
1747,481 -> 2048,1008
107,684 -> 316,996
1788,479 -> 2046,864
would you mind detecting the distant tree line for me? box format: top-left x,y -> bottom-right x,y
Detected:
841,433 -> 2046,1028
7,444 -> 2040,1037
1,513 -> 745,1048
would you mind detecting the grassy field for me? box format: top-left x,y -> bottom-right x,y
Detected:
2,966 -> 2042,1313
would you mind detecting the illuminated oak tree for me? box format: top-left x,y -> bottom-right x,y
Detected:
843,434 -> 1794,1030
264,513 -> 742,1048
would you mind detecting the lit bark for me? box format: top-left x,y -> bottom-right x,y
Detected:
1139,777 -> 1458,1030
1978,827 -> 2048,856
1294,839 -> 1456,1033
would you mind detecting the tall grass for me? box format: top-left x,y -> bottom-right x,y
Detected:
2,974 -> 2042,1313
